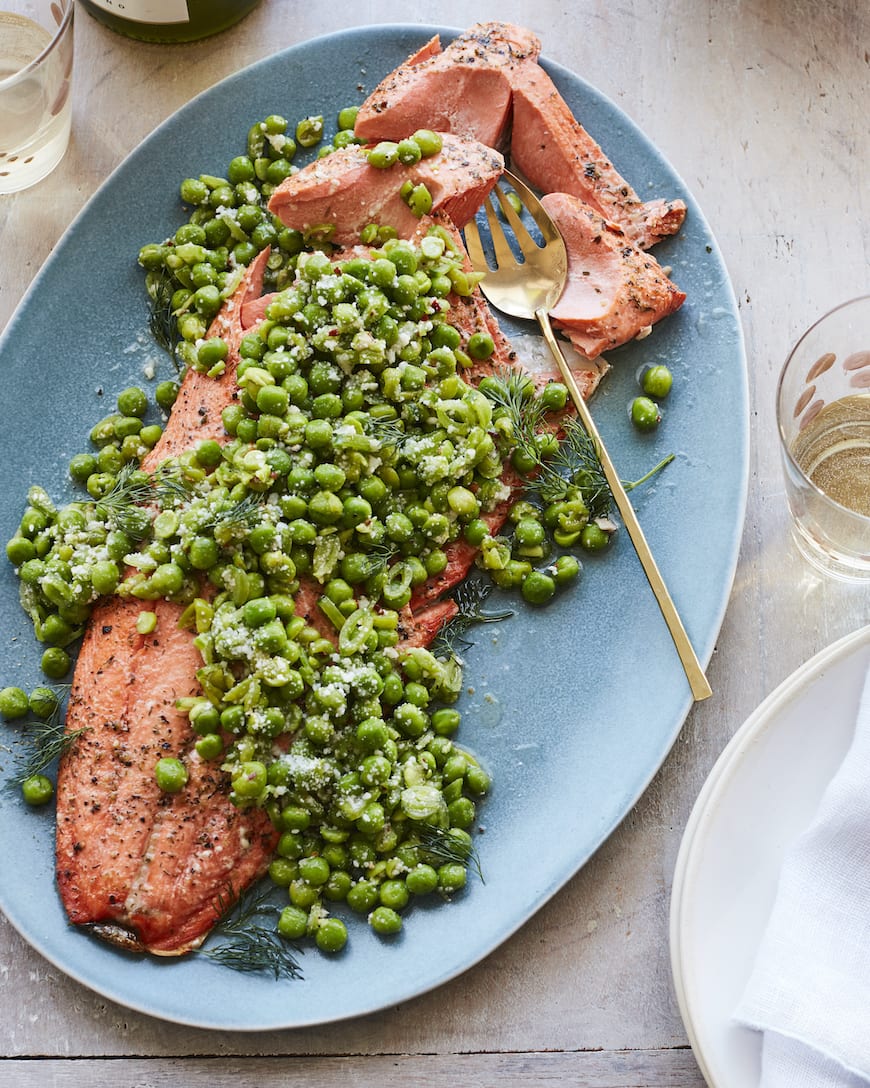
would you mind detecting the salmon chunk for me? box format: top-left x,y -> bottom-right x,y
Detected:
267,134 -> 504,245
354,22 -> 542,150
510,63 -> 686,250
541,192 -> 686,358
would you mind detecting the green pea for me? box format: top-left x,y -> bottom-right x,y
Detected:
21,774 -> 54,806
346,879 -> 379,913
298,855 -> 330,886
0,686 -> 29,720
91,559 -> 120,595
406,864 -> 439,895
630,395 -> 662,431
180,177 -> 209,205
514,518 -> 545,548
69,452 -> 97,483
195,439 -> 223,468
465,764 -> 491,796
149,563 -> 185,597
539,382 -> 568,411
315,917 -> 348,953
323,870 -> 352,902
367,141 -> 399,169
448,796 -> 476,828
438,862 -> 467,893
279,806 -> 311,832
411,129 -> 443,157
28,686 -> 59,719
195,733 -> 223,760
408,182 -> 435,218
396,138 -> 422,165
304,418 -> 333,449
266,857 -> 296,888
278,904 -> 308,940
289,879 -> 320,909
6,536 -> 35,566
431,707 -> 460,736
313,462 -> 346,491
554,554 -> 581,584
369,905 -> 402,935
188,535 -> 219,570
308,490 -> 344,526
521,570 -> 556,605
580,523 -> 610,552
140,424 -> 163,448
154,756 -> 188,793
116,387 -> 147,418
243,596 -> 277,628
641,364 -> 673,399
337,105 -> 359,131
232,760 -> 268,798
467,332 -> 495,360
295,115 -> 324,148
41,647 -> 70,680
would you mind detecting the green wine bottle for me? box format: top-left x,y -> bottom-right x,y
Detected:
78,0 -> 264,43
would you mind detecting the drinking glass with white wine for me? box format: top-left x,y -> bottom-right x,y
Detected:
777,295 -> 870,579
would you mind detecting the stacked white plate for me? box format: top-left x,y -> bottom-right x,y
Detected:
670,625 -> 870,1086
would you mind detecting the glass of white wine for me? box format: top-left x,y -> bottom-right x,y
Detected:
0,0 -> 73,194
777,295 -> 870,580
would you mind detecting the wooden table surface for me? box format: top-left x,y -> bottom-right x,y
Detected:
0,1 -> 868,1084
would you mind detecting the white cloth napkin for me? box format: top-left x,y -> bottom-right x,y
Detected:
734,663 -> 870,1086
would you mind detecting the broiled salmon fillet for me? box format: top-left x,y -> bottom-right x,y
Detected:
56,258 -> 281,956
509,63 -> 686,250
354,22 -> 542,150
540,192 -> 686,359
267,133 -> 504,245
55,211 -> 532,956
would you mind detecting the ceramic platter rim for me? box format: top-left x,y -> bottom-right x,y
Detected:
0,24 -> 748,1030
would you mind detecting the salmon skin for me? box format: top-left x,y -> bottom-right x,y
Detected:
354,22 -> 542,151
267,133 -> 504,246
354,22 -> 685,250
540,192 -> 686,359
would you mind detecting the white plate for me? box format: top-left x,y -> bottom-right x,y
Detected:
670,625 -> 870,1087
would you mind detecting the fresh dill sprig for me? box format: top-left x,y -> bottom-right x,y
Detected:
482,368 -> 545,448
419,825 -> 484,884
430,578 -> 514,657
15,720 -> 88,783
95,464 -> 187,540
201,884 -> 304,980
354,539 -> 399,579
147,269 -> 181,366
205,492 -> 266,532
366,416 -> 407,450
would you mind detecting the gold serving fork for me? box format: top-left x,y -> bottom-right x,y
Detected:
464,171 -> 712,702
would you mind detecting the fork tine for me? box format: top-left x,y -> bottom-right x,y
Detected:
491,183 -> 541,262
482,194 -> 517,269
503,169 -> 562,246
463,216 -> 489,272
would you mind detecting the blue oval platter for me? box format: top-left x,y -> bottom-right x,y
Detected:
0,24 -> 747,1030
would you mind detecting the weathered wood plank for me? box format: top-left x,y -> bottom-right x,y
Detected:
0,1050 -> 705,1087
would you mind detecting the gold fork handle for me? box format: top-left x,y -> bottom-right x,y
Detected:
536,308 -> 713,702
